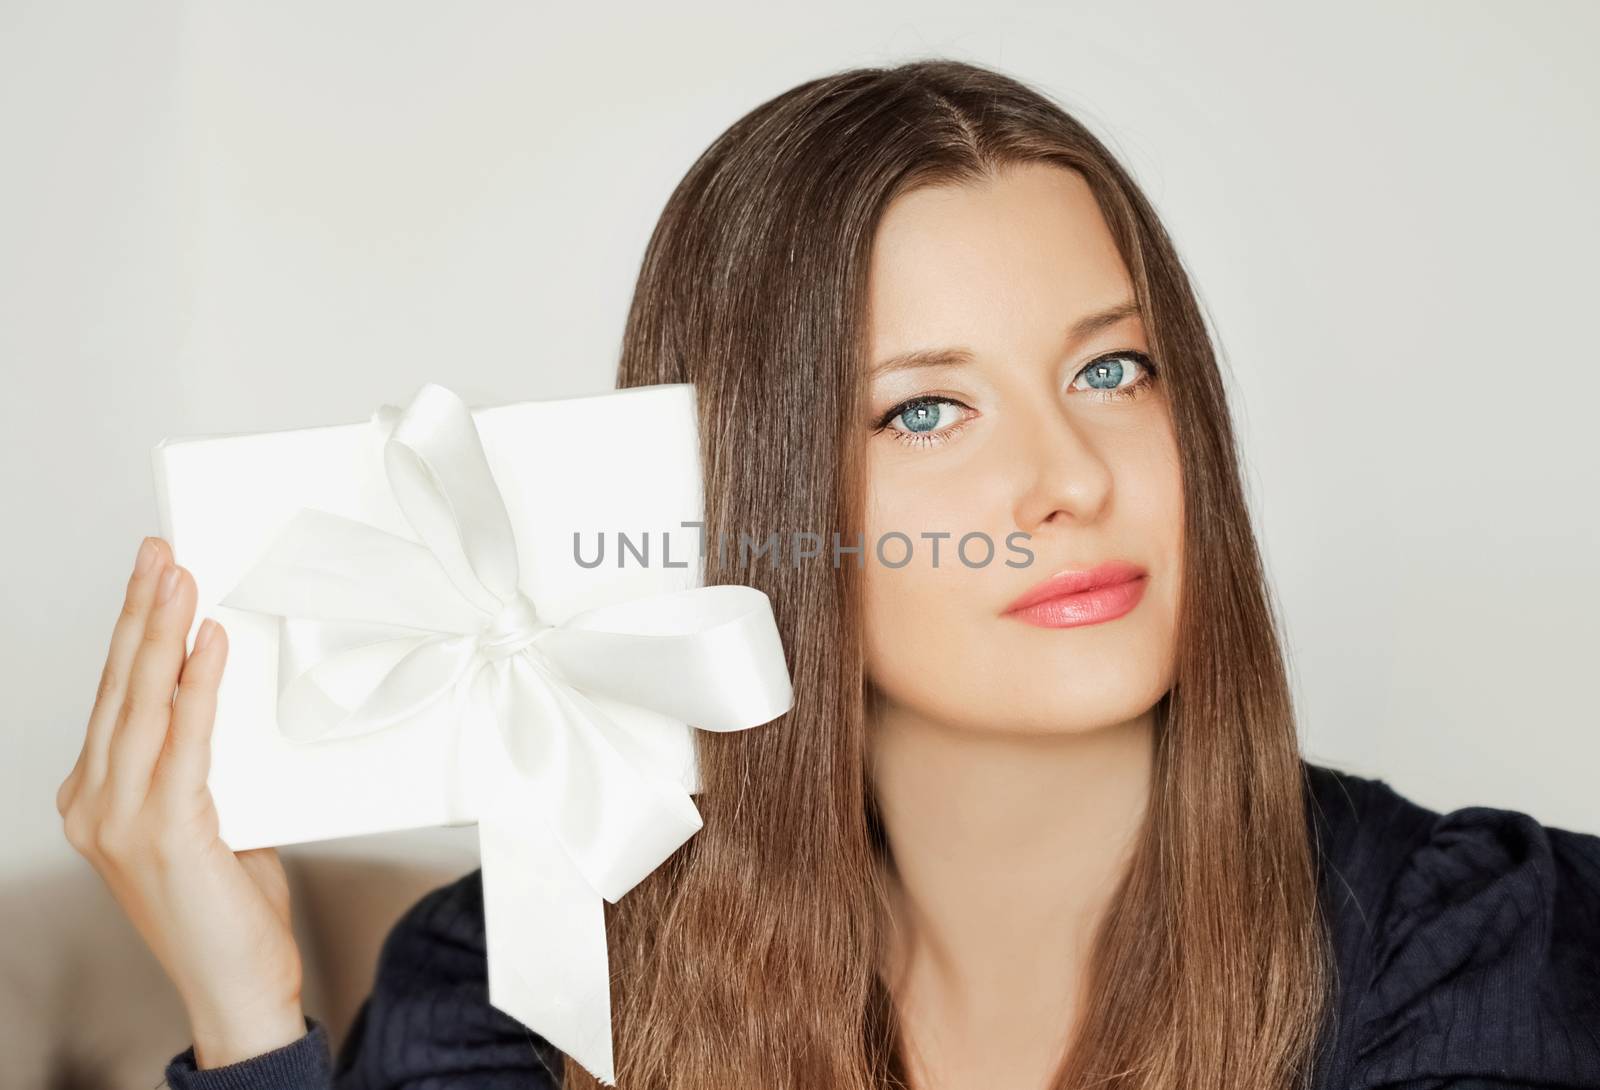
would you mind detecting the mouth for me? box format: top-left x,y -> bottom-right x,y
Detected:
1001,560 -> 1148,629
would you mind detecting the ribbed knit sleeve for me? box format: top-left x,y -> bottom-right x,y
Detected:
165,1016 -> 333,1089
163,869 -> 563,1089
1348,802 -> 1600,1088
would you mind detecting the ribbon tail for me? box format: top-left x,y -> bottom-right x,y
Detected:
486,655 -> 704,903
479,762 -> 618,1086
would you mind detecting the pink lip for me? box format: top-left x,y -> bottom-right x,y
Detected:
1002,560 -> 1148,629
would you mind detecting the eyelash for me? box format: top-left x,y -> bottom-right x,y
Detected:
872,351 -> 1160,450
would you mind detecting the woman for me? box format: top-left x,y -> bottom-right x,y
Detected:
59,59 -> 1600,1090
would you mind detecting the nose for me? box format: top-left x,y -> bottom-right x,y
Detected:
1008,397 -> 1113,533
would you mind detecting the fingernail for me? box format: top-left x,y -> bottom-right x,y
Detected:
134,537 -> 157,575
194,617 -> 217,651
159,565 -> 182,604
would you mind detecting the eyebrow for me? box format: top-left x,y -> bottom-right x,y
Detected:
868,300 -> 1143,378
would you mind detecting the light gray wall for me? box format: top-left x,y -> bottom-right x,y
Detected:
5,0 -> 1597,883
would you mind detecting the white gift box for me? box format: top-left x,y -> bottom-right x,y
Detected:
150,381 -> 793,1086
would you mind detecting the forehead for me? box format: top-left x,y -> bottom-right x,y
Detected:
866,163 -> 1134,356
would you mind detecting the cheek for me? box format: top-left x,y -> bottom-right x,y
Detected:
861,546 -> 985,716
860,455 -> 1014,712
1140,425 -> 1186,602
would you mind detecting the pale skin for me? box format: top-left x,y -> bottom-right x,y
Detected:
56,542 -> 306,1066
862,163 -> 1183,1088
59,161 -> 1181,1080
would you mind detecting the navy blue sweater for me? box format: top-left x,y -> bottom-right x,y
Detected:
163,761 -> 1600,1088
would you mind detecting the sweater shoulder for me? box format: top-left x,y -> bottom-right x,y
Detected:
379,866 -> 491,961
1302,760 -> 1600,1087
335,867 -> 564,1086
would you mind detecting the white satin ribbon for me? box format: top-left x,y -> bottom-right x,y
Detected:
216,382 -> 793,1085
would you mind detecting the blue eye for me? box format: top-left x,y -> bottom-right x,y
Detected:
898,400 -> 951,433
1069,351 -> 1157,400
876,396 -> 973,449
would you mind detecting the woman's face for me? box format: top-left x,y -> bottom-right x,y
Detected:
861,162 -> 1183,735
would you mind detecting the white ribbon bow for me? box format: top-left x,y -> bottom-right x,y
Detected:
216,382 -> 793,1085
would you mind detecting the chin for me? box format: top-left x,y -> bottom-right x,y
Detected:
961,639 -> 1173,734
985,685 -> 1163,735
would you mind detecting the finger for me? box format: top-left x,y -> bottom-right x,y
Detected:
56,746 -> 86,815
152,617 -> 225,798
56,751 -> 83,816
82,537 -> 171,791
105,561 -> 195,816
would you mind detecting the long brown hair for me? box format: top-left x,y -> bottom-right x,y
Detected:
572,58 -> 1334,1090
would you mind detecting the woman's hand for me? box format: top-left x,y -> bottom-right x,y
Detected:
56,535 -> 307,1068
